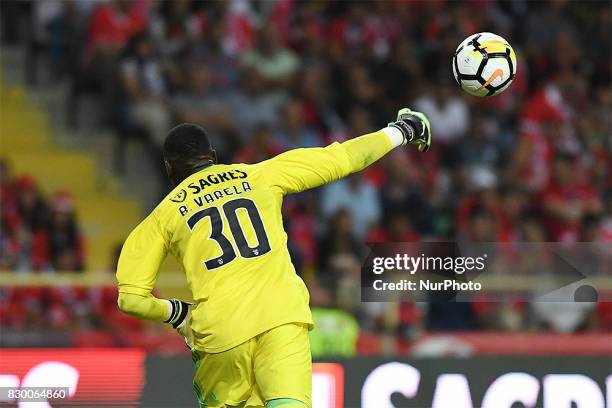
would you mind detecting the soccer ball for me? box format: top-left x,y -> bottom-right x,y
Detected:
452,32 -> 517,97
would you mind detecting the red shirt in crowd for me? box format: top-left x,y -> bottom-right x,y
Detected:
88,2 -> 148,50
540,182 -> 599,242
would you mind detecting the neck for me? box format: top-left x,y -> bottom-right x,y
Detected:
192,161 -> 215,173
169,159 -> 215,186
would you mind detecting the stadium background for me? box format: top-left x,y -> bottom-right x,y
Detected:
0,0 -> 610,406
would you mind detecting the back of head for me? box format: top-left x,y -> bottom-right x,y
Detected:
163,123 -> 215,185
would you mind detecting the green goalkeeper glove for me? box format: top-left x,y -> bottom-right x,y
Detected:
388,108 -> 432,152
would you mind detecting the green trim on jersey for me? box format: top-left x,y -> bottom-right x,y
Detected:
193,380 -> 206,406
191,348 -> 201,367
266,398 -> 308,408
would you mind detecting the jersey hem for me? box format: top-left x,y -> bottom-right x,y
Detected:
194,318 -> 314,354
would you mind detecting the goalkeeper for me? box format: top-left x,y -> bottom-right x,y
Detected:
116,109 -> 431,408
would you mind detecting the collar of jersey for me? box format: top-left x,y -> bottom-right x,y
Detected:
194,162 -> 215,173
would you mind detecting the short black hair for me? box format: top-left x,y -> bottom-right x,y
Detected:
163,123 -> 213,162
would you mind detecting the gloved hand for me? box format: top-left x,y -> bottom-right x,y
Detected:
165,299 -> 194,348
175,308 -> 194,349
165,298 -> 191,328
388,108 -> 432,152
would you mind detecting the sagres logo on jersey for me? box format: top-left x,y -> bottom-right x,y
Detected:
169,188 -> 187,203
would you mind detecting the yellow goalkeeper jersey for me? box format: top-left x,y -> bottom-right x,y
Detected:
116,131 -> 393,352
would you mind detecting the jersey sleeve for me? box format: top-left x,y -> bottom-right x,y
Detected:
259,130 -> 394,195
116,212 -> 169,297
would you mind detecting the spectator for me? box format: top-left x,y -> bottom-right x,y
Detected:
460,115 -> 503,169
295,65 -> 336,133
119,33 -> 169,146
509,73 -> 583,191
186,17 -> 239,92
48,192 -> 84,272
0,167 -> 88,274
0,160 -> 17,214
531,292 -> 596,333
413,79 -> 470,146
367,213 -> 420,243
9,176 -> 50,271
379,152 -> 433,234
241,23 -> 299,89
321,173 -> 381,240
69,0 -> 149,125
465,206 -> 499,242
455,165 -> 502,238
498,185 -> 530,241
0,218 -> 15,270
234,125 -> 282,164
317,209 -> 362,275
518,212 -> 548,242
328,2 -> 374,60
86,0 -> 148,56
225,67 -> 283,141
540,152 -> 602,241
337,65 -> 384,123
150,0 -> 205,61
172,64 -> 238,161
26,0 -> 87,84
273,98 -> 322,150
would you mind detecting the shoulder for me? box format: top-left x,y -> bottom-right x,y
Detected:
152,185 -> 190,225
231,163 -> 262,181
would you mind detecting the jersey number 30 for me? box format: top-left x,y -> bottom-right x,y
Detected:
187,198 -> 271,270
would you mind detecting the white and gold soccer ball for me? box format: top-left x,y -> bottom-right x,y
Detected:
452,32 -> 517,97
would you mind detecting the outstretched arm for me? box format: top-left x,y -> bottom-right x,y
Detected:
260,108 -> 431,195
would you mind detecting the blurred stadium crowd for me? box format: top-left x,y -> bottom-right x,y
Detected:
0,162 -> 85,272
1,0 -> 610,354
